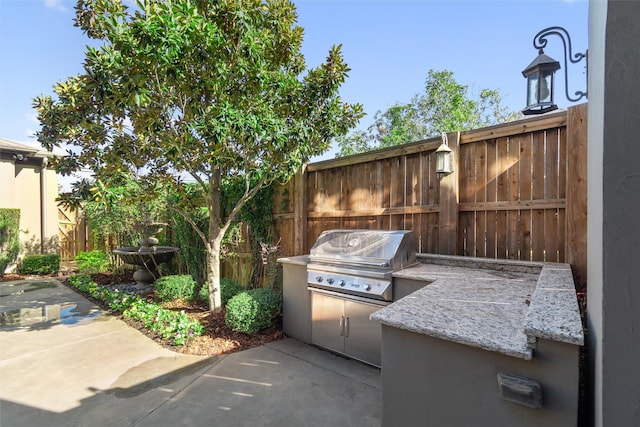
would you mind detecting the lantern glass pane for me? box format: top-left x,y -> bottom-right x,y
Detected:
539,72 -> 553,104
527,73 -> 539,107
436,151 -> 445,172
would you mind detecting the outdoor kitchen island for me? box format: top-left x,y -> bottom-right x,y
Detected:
372,253 -> 584,427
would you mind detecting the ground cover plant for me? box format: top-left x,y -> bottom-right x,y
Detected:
68,274 -> 204,346
62,271 -> 282,355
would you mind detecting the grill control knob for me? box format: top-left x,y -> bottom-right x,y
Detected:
338,280 -> 346,287
327,278 -> 334,284
316,276 -> 323,283
364,284 -> 372,291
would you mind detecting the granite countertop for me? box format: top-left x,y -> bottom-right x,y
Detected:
371,256 -> 584,360
277,255 -> 309,266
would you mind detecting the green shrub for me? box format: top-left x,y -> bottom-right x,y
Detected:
155,274 -> 197,302
225,288 -> 281,335
19,254 -> 60,275
198,277 -> 245,306
75,250 -> 111,274
0,208 -> 20,277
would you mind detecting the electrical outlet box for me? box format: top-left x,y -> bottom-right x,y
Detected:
497,373 -> 543,409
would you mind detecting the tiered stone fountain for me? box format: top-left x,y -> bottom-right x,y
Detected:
112,221 -> 178,288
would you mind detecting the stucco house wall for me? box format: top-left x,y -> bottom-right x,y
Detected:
0,138 -> 59,270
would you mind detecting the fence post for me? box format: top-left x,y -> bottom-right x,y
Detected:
565,103 -> 588,292
437,132 -> 460,255
293,165 -> 307,256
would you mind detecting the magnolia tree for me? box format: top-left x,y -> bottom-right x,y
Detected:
35,0 -> 363,312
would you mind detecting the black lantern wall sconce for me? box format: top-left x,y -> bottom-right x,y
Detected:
522,26 -> 587,115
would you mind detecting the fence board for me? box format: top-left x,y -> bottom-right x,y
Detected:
545,129 -> 560,200
544,209 -> 560,262
460,212 -> 474,256
390,157 -> 404,208
519,133 -> 532,201
532,131 -> 545,200
475,211 -> 486,257
485,211 -> 497,259
507,210 -> 519,259
486,139 -> 498,203
496,210 -> 507,259
382,159 -> 391,209
475,141 -> 487,204
507,136 -> 520,203
427,152 -> 439,205
496,137 -> 509,202
532,209 -> 545,261
559,126 -> 567,200
519,209 -> 532,260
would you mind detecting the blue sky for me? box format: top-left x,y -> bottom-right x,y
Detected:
0,0 -> 588,162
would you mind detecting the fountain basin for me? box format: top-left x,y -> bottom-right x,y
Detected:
113,246 -> 179,286
113,246 -> 178,266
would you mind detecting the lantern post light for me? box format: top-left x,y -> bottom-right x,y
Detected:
522,26 -> 587,115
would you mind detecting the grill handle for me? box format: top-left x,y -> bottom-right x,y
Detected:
309,256 -> 389,269
345,317 -> 350,337
339,316 -> 345,336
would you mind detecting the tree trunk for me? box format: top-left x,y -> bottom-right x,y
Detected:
206,238 -> 223,313
206,166 -> 224,313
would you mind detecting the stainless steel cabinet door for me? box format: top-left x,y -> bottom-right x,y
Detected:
311,292 -> 345,355
344,300 -> 382,367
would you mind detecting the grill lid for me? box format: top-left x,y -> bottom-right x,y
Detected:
309,229 -> 416,271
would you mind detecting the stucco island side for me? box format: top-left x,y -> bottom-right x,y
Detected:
371,254 -> 584,427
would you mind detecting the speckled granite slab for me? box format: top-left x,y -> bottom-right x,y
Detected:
277,255 -> 309,266
372,256 -> 584,360
524,264 -> 584,346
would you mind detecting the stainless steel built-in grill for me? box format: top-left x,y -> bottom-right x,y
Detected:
307,229 -> 417,303
306,229 -> 417,367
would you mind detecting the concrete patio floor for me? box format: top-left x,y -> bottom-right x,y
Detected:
0,279 -> 380,426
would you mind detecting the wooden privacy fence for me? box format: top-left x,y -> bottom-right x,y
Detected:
58,207 -> 91,261
273,104 -> 587,290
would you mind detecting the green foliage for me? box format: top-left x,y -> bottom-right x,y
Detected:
123,300 -> 204,346
221,176 -> 275,285
225,288 -> 281,335
222,177 -> 274,244
154,275 -> 197,302
19,254 -> 61,275
336,69 -> 515,156
35,0 -> 363,312
75,250 -> 111,274
167,184 -> 208,285
0,209 -> 20,277
67,274 -> 204,346
199,277 -> 245,306
221,278 -> 245,306
81,178 -> 167,252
